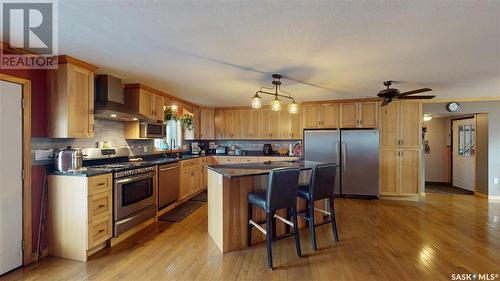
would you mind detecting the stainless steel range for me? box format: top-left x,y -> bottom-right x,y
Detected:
83,148 -> 157,237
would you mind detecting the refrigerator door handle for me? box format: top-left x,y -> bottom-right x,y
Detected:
341,141 -> 347,172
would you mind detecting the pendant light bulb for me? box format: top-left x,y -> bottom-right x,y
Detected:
270,96 -> 281,111
287,101 -> 299,114
251,93 -> 262,109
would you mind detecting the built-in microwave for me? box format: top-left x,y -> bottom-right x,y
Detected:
139,122 -> 165,139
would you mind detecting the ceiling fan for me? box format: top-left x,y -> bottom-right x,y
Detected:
377,81 -> 435,106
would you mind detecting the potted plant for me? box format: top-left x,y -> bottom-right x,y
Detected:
180,113 -> 195,130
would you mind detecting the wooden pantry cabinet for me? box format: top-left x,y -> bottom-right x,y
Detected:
125,84 -> 165,122
47,56 -> 97,138
340,101 -> 379,128
48,173 -> 113,261
379,101 -> 422,197
302,103 -> 339,129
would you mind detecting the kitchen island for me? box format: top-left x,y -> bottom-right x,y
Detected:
207,160 -> 329,253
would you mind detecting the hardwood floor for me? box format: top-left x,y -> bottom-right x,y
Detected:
3,194 -> 500,281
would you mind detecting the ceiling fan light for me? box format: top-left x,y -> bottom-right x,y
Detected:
423,114 -> 433,122
270,96 -> 281,111
251,93 -> 262,109
287,101 -> 300,114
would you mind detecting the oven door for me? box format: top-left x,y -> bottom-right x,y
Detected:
114,171 -> 156,220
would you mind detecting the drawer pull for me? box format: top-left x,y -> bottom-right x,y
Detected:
97,183 -> 106,186
98,204 -> 105,208
98,229 -> 105,233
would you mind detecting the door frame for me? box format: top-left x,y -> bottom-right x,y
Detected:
0,73 -> 32,265
450,116 -> 476,191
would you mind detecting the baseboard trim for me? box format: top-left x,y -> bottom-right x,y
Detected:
380,195 -> 419,202
474,192 -> 500,201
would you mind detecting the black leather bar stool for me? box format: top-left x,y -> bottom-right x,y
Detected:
298,163 -> 339,251
247,167 -> 302,270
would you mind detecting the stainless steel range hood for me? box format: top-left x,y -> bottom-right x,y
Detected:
94,75 -> 146,121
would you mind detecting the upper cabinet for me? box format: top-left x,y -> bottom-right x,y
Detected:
302,103 -> 339,129
200,108 -> 215,140
260,108 -> 281,139
240,109 -> 260,139
214,109 -> 241,139
47,55 -> 98,138
281,110 -> 303,139
340,102 -> 379,128
379,101 -> 421,148
124,84 -> 164,122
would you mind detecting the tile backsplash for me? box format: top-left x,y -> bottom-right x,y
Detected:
32,119 -> 155,159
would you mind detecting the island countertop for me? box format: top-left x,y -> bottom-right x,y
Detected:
207,160 -> 326,179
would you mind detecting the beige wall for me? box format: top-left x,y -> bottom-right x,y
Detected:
424,117 -> 450,182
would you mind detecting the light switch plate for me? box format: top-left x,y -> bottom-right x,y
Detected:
494,178 -> 499,185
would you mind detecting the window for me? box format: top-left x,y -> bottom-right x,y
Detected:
458,124 -> 475,157
154,120 -> 182,150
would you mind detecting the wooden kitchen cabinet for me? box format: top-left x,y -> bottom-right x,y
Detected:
48,173 -> 113,261
240,109 -> 261,139
379,101 -> 421,148
200,108 -> 215,140
340,102 -> 378,128
47,55 -> 97,138
260,108 -> 281,139
179,158 -> 203,200
302,104 -> 321,128
380,148 -> 420,196
125,84 -> 165,122
302,103 -> 339,129
379,100 -> 421,198
281,110 -> 303,139
215,109 -> 242,139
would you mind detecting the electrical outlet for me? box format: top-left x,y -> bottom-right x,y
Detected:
34,149 -> 53,160
494,178 -> 499,185
143,146 -> 148,152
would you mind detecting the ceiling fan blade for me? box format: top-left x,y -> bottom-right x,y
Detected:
399,88 -> 433,96
398,95 -> 436,100
380,99 -> 391,106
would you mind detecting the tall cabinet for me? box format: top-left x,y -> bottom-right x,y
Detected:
47,56 -> 97,138
379,101 -> 422,197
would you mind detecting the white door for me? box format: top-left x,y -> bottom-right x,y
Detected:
0,80 -> 23,274
452,118 -> 476,191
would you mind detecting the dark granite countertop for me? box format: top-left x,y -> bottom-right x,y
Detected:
48,168 -> 115,177
48,154 -> 300,177
207,160 -> 327,179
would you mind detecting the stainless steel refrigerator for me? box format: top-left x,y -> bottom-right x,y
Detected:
304,129 -> 380,198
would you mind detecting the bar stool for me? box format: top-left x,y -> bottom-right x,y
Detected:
247,167 -> 302,270
298,163 -> 339,251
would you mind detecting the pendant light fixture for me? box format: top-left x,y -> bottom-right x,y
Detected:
251,74 -> 299,113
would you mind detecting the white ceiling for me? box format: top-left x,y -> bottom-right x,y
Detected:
58,1 -> 500,106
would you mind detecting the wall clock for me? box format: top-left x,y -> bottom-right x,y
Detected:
446,102 -> 461,112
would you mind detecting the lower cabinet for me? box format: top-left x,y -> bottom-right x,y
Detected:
48,173 -> 113,262
179,158 -> 203,200
380,149 -> 420,196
